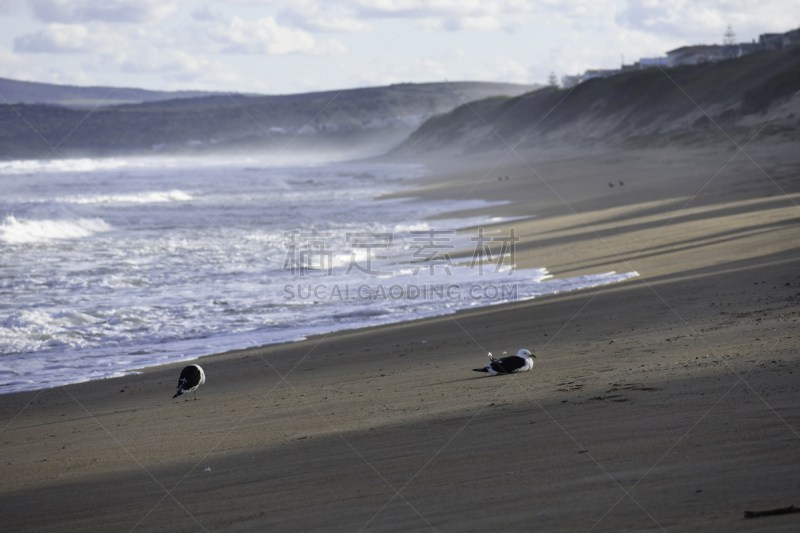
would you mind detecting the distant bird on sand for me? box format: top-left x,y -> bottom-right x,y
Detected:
473,349 -> 536,375
173,364 -> 205,400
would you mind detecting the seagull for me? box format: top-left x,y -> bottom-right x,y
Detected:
473,349 -> 536,375
173,364 -> 205,401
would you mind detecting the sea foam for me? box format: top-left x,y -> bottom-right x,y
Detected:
0,158 -> 130,175
0,159 -> 640,394
56,189 -> 193,205
0,216 -> 113,243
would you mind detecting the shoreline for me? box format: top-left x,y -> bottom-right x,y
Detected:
0,156 -> 638,396
2,141 -> 799,531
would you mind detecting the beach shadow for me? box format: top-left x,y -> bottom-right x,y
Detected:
397,375 -> 502,390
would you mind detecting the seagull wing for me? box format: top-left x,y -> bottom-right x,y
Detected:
493,356 -> 526,374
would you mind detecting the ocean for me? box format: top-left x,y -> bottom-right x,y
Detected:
0,156 -> 638,393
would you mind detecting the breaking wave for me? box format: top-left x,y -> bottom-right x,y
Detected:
0,216 -> 113,244
56,189 -> 193,205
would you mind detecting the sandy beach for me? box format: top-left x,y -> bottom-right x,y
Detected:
2,136 -> 799,532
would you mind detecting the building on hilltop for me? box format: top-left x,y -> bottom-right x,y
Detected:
736,42 -> 759,57
722,44 -> 739,59
759,33 -> 784,51
561,75 -> 582,89
561,57 -> 666,89
561,27 -> 797,90
579,69 -> 619,83
721,41 -> 761,59
620,57 -> 668,72
639,57 -> 668,68
783,29 -> 800,51
666,45 -> 724,67
756,28 -> 800,52
560,69 -> 619,89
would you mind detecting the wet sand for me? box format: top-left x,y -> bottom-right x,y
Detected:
2,139 -> 800,532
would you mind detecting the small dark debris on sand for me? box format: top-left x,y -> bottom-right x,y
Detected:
744,505 -> 800,519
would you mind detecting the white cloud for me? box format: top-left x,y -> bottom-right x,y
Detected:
26,0 -> 180,24
190,4 -> 217,22
177,11 -> 349,56
14,23 -> 90,53
0,43 -> 99,86
2,0 -> 797,95
0,0 -> 26,14
277,1 -> 371,33
231,0 -> 541,33
354,48 -> 534,87
0,44 -> 24,84
29,0 -> 142,23
311,38 -> 349,56
205,15 -> 317,54
13,20 -> 142,57
120,46 -> 203,81
353,55 -> 448,86
352,0 -> 541,20
616,0 -> 800,43
447,15 -> 502,32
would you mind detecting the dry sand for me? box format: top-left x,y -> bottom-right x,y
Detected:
2,138 -> 799,532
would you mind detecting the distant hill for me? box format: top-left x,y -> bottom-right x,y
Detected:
0,81 -> 539,160
397,49 -> 800,155
0,77 -> 224,107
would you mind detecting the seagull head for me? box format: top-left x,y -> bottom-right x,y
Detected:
517,349 -> 535,358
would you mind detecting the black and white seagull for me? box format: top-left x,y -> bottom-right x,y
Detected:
173,364 -> 206,400
473,349 -> 536,375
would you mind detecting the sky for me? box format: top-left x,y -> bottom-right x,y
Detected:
0,0 -> 797,95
